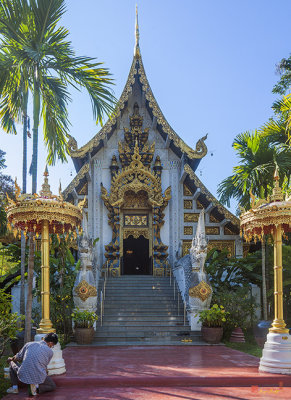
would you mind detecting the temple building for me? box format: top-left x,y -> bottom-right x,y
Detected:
63,14 -> 242,281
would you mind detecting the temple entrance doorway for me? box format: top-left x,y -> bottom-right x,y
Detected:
123,236 -> 150,275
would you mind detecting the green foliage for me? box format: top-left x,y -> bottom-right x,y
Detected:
213,287 -> 258,339
0,289 -> 24,356
205,249 -> 262,291
33,234 -> 80,342
0,356 -> 10,398
0,149 -> 14,236
71,308 -> 98,329
0,243 -> 20,278
205,249 -> 261,336
196,304 -> 229,328
0,0 -> 116,184
273,56 -> 291,96
217,131 -> 290,211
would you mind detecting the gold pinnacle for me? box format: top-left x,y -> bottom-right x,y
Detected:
134,5 -> 140,57
271,166 -> 283,202
40,167 -> 52,198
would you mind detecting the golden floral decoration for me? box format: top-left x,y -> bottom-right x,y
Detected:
74,280 -> 97,302
189,281 -> 212,302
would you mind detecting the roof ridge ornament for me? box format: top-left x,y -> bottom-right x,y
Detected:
134,5 -> 140,57
39,166 -> 53,198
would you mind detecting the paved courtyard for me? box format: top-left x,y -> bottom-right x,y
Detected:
4,345 -> 291,400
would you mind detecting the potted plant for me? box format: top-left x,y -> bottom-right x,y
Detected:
196,304 -> 229,344
71,308 -> 98,345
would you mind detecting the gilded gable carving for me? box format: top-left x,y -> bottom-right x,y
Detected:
184,200 -> 193,209
184,226 -> 193,236
183,184 -> 193,196
196,199 -> 204,209
208,240 -> 235,257
184,213 -> 199,223
205,226 -> 220,235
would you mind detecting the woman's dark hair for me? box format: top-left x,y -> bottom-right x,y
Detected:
44,333 -> 58,345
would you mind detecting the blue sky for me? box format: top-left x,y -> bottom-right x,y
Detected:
1,0 -> 290,214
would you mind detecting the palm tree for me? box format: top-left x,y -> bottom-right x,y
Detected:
217,131 -> 291,320
0,0 -> 115,193
217,131 -> 281,210
0,67 -> 29,315
0,46 -> 30,313
0,0 -> 115,341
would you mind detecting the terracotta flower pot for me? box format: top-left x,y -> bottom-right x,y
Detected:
74,327 -> 95,345
230,327 -> 245,343
201,326 -> 223,344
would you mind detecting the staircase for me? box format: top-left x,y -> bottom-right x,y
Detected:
94,275 -> 201,345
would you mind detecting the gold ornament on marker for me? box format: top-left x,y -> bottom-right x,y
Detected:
189,280 -> 212,302
6,167 -> 83,334
240,167 -> 291,334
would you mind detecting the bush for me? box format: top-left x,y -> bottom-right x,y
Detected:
213,286 -> 258,339
0,289 -> 24,356
71,308 -> 98,328
33,234 -> 80,343
196,304 -> 229,328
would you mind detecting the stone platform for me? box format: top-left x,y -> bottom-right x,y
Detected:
4,345 -> 291,399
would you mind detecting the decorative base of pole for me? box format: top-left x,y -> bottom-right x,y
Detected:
37,319 -> 55,334
259,332 -> 291,375
34,334 -> 66,376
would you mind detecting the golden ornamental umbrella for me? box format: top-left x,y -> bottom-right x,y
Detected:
6,168 -> 83,334
240,168 -> 291,335
240,168 -> 291,375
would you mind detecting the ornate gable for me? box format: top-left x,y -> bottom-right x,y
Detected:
66,33 -> 208,175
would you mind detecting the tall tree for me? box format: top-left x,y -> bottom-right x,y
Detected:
0,0 -> 116,342
272,55 -> 291,142
0,63 -> 29,315
217,131 -> 290,320
0,0 -> 115,193
0,149 -> 14,236
217,131 -> 287,210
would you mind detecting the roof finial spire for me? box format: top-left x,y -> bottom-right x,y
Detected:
134,4 -> 140,57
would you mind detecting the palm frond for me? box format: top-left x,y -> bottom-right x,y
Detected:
40,75 -> 69,165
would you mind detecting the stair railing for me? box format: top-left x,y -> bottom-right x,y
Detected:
168,262 -> 187,326
100,270 -> 108,327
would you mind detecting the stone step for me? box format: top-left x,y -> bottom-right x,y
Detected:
101,312 -> 184,318
105,287 -> 176,292
103,306 -> 184,311
103,298 -> 178,303
89,340 -> 204,346
100,320 -> 186,327
92,337 -> 199,344
104,290 -> 177,295
107,278 -> 174,286
103,306 -> 183,311
94,275 -> 191,346
102,285 -> 177,294
101,315 -> 185,322
95,326 -> 191,334
94,331 -> 191,339
104,298 -> 181,304
107,276 -> 170,279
